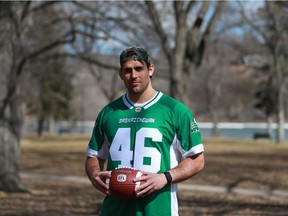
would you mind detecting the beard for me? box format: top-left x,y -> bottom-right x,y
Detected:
126,80 -> 150,96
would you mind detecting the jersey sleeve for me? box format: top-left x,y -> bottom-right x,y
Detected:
86,110 -> 109,159
175,107 -> 204,158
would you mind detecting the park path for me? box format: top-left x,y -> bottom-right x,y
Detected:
20,172 -> 288,198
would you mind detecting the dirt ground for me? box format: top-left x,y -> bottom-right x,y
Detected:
0,136 -> 288,215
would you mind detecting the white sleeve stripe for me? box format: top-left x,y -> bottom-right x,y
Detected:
86,146 -> 108,160
86,146 -> 98,157
183,144 -> 204,158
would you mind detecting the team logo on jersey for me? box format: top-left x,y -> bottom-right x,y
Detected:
135,107 -> 141,112
190,118 -> 200,133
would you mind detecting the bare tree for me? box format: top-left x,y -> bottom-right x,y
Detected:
145,1 -> 226,105
238,1 -> 288,143
0,1 -> 76,192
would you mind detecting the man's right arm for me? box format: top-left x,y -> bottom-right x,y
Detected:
85,156 -> 110,195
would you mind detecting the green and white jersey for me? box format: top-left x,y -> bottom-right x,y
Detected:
87,91 -> 204,216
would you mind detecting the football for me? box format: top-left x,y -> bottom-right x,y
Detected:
108,167 -> 143,199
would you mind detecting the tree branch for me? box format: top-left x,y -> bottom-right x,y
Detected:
20,1 -> 31,23
145,1 -> 172,62
30,1 -> 59,13
0,25 -> 76,119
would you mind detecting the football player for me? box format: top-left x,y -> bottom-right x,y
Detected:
85,46 -> 204,216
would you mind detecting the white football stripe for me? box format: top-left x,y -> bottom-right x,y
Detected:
135,171 -> 143,188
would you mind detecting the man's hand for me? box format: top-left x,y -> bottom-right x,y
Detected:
90,171 -> 111,195
85,156 -> 110,195
133,171 -> 167,197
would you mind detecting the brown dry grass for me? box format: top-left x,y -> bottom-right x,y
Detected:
0,135 -> 288,215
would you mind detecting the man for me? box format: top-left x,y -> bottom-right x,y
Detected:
85,46 -> 204,216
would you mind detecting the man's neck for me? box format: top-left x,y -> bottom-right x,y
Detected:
128,88 -> 157,104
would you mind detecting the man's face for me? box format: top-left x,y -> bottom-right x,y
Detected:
119,60 -> 154,95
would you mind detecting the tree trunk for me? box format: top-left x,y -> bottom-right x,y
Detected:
0,31 -> 28,191
267,116 -> 273,138
210,96 -> 220,137
37,114 -> 45,137
0,97 -> 28,192
170,2 -> 188,103
274,52 -> 285,144
206,70 -> 220,137
276,82 -> 285,144
49,116 -> 55,135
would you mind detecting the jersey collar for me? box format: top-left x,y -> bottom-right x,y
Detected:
122,91 -> 163,110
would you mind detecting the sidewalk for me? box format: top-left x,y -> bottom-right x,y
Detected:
20,172 -> 288,198
179,182 -> 288,197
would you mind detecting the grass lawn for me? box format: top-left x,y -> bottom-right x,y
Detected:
0,135 -> 287,215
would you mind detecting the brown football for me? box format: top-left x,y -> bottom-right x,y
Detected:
108,167 -> 143,199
